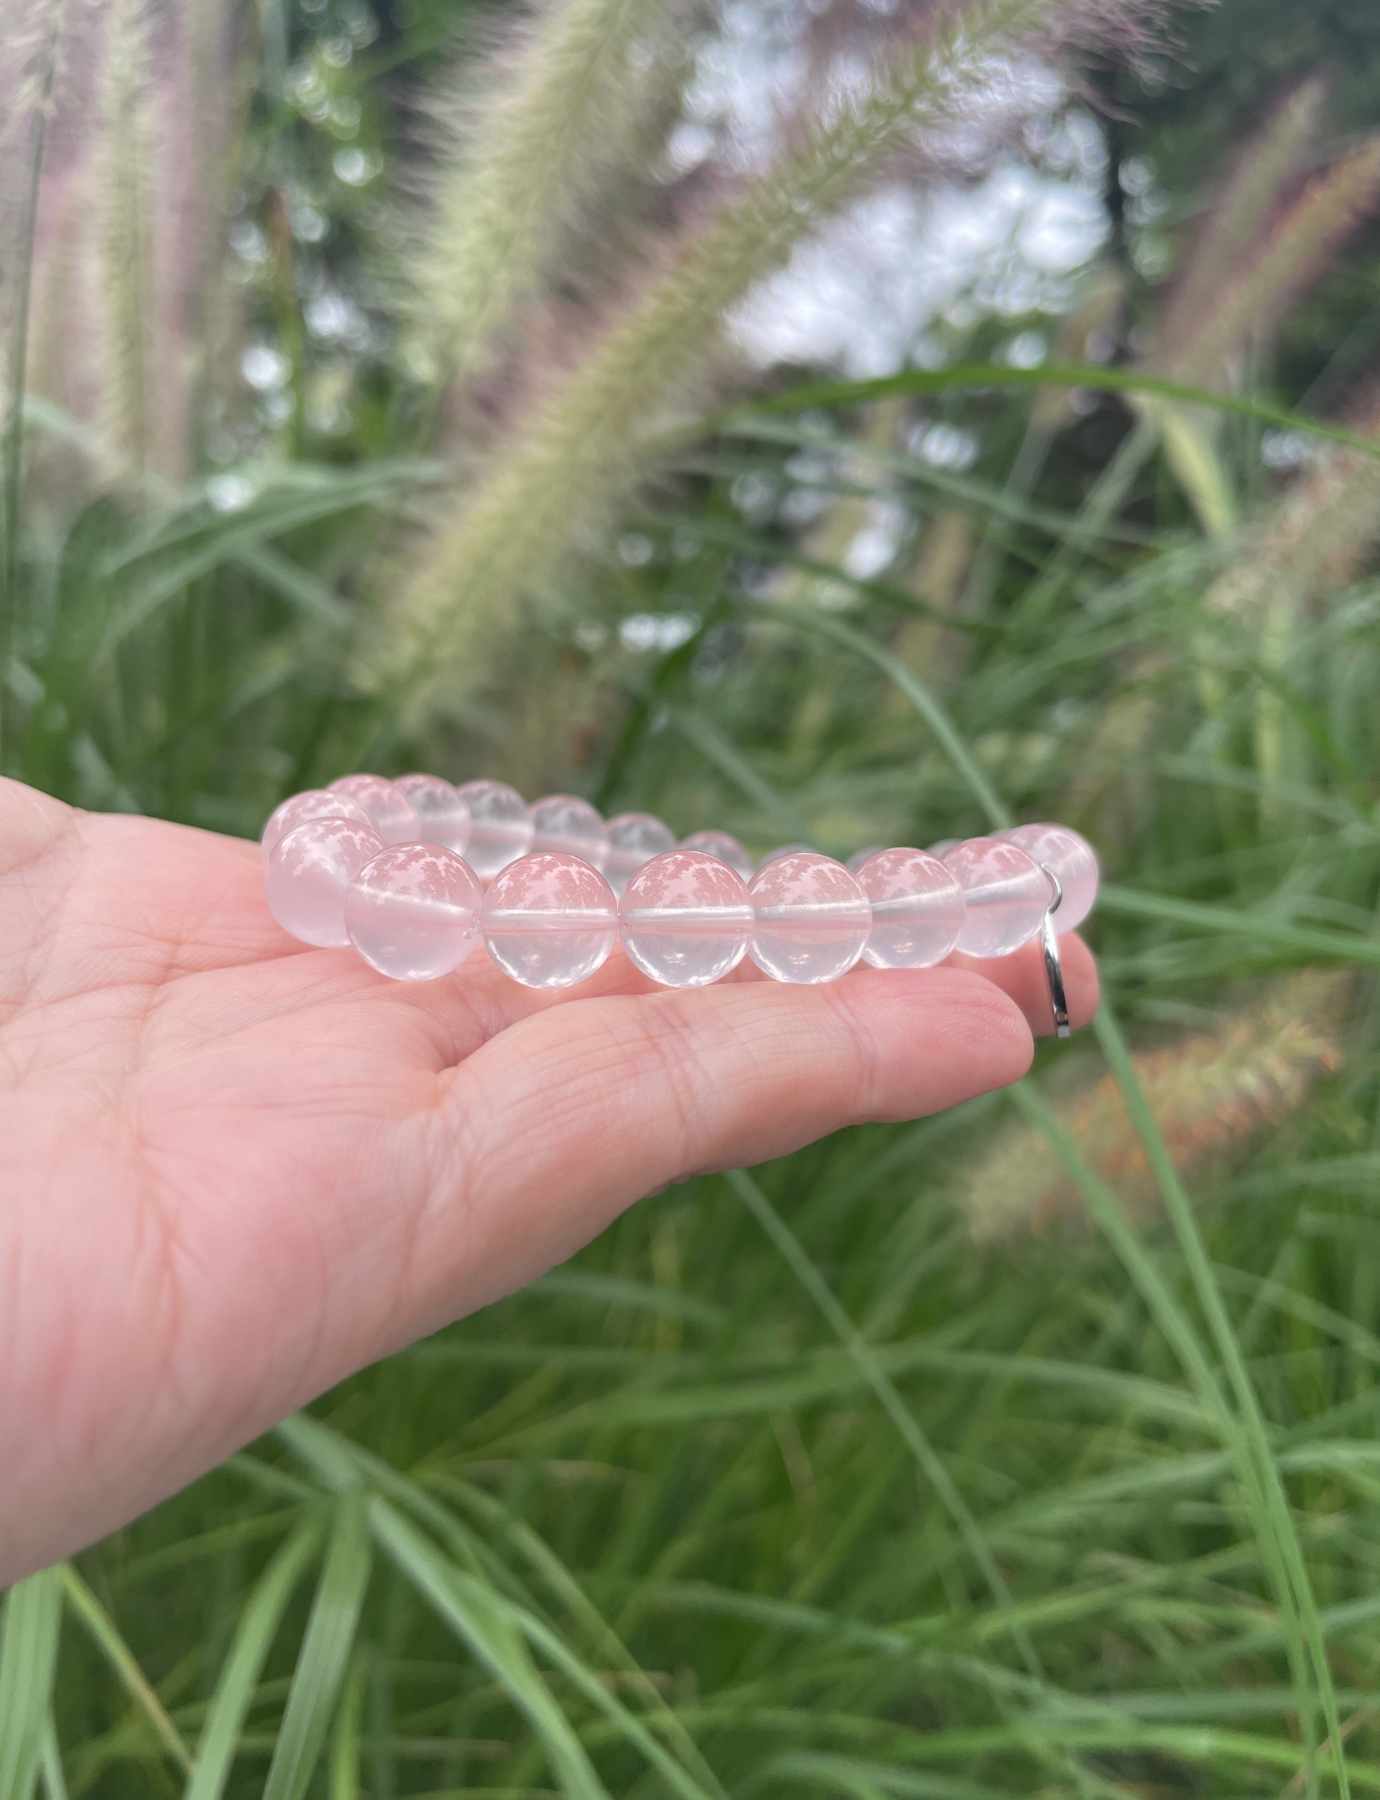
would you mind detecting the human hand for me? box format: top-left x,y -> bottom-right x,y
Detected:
0,779 -> 1097,1582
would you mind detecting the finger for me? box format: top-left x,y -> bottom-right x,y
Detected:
395,965 -> 1035,1338
947,931 -> 1099,1037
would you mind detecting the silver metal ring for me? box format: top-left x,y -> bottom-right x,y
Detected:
1038,864 -> 1071,1039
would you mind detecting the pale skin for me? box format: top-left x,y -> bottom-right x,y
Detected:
0,778 -> 1098,1584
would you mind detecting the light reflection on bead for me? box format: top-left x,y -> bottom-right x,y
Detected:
604,812 -> 675,895
748,852 -> 871,984
266,816 -> 384,947
482,852 -> 618,988
455,779 -> 535,880
621,851 -> 753,987
329,774 -> 419,845
1002,822 -> 1098,933
760,843 -> 813,867
394,774 -> 471,853
943,836 -> 1049,958
679,830 -> 753,881
262,788 -> 370,857
344,844 -> 482,980
856,847 -> 965,968
529,794 -> 609,867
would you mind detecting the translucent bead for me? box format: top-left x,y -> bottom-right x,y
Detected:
604,812 -> 675,895
393,773 -> 472,854
329,774 -> 419,845
265,817 -> 384,948
529,794 -> 609,867
748,851 -> 871,984
679,830 -> 753,881
855,847 -> 965,969
482,852 -> 618,988
344,843 -> 482,981
928,838 -> 958,857
943,836 -> 1050,958
760,843 -> 814,865
1002,822 -> 1098,933
262,788 -> 370,857
845,845 -> 882,874
455,779 -> 534,880
621,850 -> 753,987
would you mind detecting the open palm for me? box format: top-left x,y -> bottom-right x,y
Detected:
0,778 -> 1096,1582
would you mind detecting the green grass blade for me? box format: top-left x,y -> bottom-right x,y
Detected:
185,1521 -> 322,1800
725,1169 -> 1041,1682
0,1568 -> 63,1800
58,1565 -> 190,1773
262,1491 -> 373,1800
368,1496 -> 612,1800
729,359 -> 1380,460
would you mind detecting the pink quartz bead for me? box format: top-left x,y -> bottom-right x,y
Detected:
329,774 -> 419,845
748,851 -> 871,984
679,830 -> 753,881
265,816 -> 385,947
482,852 -> 618,988
760,843 -> 814,866
262,788 -> 370,857
1002,822 -> 1098,934
855,847 -> 965,969
344,843 -> 482,981
621,850 -> 754,987
393,773 -> 472,854
604,812 -> 675,895
455,779 -> 534,880
529,794 -> 609,867
943,836 -> 1050,958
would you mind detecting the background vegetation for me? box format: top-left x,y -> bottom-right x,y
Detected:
3,0 -> 1380,1793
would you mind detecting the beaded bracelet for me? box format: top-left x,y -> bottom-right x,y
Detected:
261,774 -> 1096,1035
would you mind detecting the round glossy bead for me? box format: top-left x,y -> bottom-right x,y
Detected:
482,852 -> 618,989
943,836 -> 1050,958
265,816 -> 384,948
455,779 -> 534,880
393,774 -> 472,854
680,830 -> 753,881
621,850 -> 753,987
344,844 -> 482,981
329,774 -> 419,845
604,812 -> 675,895
262,788 -> 370,857
1002,822 -> 1098,933
855,847 -> 965,969
529,794 -> 609,867
748,851 -> 871,984
760,843 -> 814,866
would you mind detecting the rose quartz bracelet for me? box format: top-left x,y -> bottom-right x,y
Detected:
261,774 -> 1096,1034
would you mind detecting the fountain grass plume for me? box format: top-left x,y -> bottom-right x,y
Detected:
406,0 -> 681,390
1153,74 -> 1327,371
964,972 -> 1347,1243
1172,133 -> 1380,384
375,0 -> 1193,721
96,0 -> 154,478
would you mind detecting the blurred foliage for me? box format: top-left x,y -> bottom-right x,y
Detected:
3,0 -> 1380,1794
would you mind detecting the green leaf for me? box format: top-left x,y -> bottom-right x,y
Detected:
58,1565 -> 190,1773
262,1493 -> 373,1800
185,1522 -> 321,1800
0,1568 -> 63,1800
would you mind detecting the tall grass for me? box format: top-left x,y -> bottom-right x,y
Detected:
3,0 -> 1380,1795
